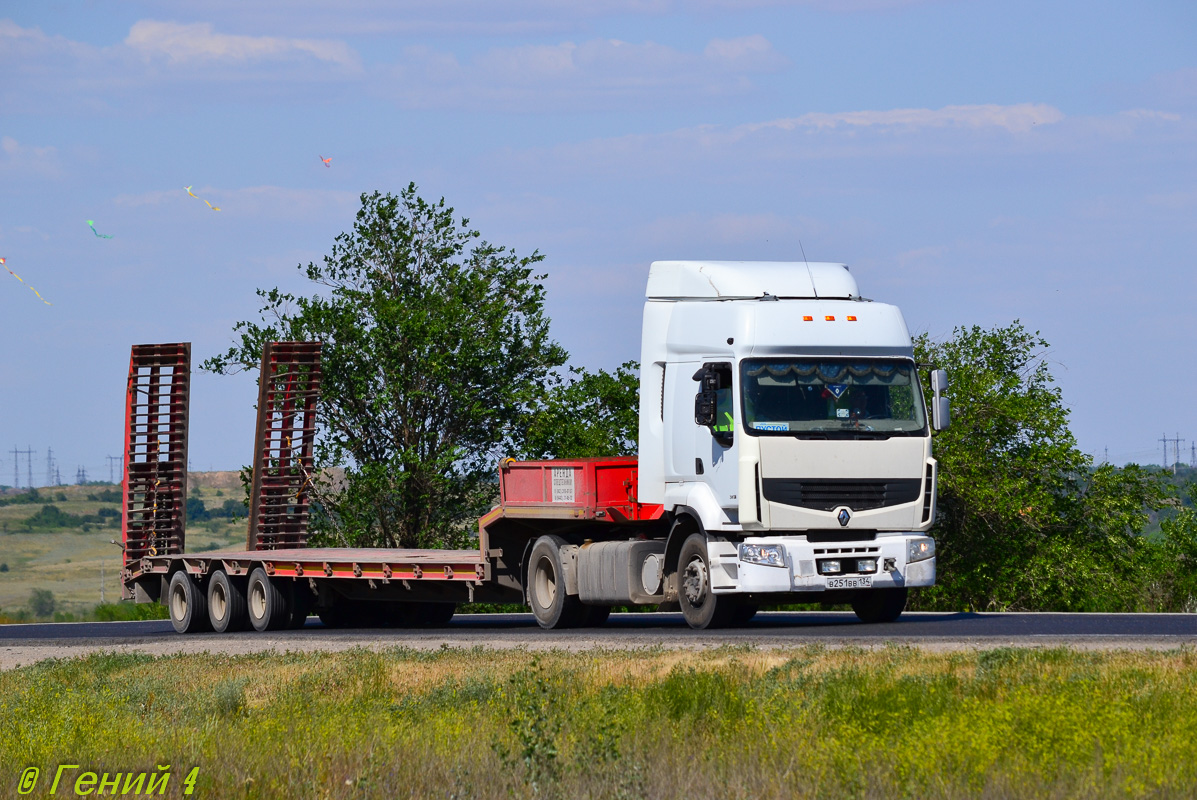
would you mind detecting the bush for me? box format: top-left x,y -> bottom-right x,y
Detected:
28,588 -> 56,617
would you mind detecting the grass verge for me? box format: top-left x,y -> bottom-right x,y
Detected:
2,645 -> 1195,799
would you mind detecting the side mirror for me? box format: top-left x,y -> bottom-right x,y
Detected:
930,369 -> 950,431
932,397 -> 950,431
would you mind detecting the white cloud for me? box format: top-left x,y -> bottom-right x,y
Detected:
383,35 -> 785,109
124,20 -> 361,70
0,136 -> 60,177
740,104 -> 1066,136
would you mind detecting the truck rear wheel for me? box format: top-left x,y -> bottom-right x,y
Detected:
528,535 -> 585,629
851,587 -> 908,623
167,571 -> 211,634
208,569 -> 249,633
677,533 -> 735,630
247,567 -> 289,632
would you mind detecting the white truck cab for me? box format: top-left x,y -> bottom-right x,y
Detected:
637,261 -> 946,626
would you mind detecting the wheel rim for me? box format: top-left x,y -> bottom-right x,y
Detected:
170,582 -> 188,622
682,555 -> 708,607
211,582 -> 227,621
533,555 -> 557,610
250,580 -> 267,620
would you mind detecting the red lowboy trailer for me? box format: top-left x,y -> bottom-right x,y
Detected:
122,342 -> 671,633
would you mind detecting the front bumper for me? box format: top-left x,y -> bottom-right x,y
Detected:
708,535 -> 936,594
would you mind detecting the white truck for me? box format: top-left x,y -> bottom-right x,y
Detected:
624,260 -> 948,628
130,260 -> 948,634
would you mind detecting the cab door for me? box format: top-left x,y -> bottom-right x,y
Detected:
694,362 -> 739,513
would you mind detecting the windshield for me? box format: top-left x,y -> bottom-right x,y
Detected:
741,359 -> 927,436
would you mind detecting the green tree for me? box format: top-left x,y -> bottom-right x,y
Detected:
203,185 -> 567,549
519,361 -> 640,459
914,321 -> 1169,611
29,588 -> 56,618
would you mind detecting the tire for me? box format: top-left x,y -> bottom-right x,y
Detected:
677,533 -> 735,630
287,581 -> 313,629
167,570 -> 211,634
851,587 -> 908,623
247,567 -> 289,632
207,569 -> 249,633
527,535 -> 586,629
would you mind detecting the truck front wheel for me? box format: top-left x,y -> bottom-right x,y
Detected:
851,587 -> 908,623
528,535 -> 585,629
677,534 -> 734,630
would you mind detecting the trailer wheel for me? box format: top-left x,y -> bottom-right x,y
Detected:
247,567 -> 289,632
677,533 -> 734,629
208,569 -> 249,633
851,588 -> 907,623
167,571 -> 211,634
528,535 -> 585,629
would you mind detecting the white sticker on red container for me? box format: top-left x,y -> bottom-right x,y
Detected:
551,467 -> 575,503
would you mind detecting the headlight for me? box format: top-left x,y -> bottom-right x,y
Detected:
739,542 -> 786,568
818,559 -> 842,575
856,558 -> 877,574
908,537 -> 936,563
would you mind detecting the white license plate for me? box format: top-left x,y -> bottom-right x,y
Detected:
827,576 -> 872,589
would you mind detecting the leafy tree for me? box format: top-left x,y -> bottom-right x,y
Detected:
914,321 -> 1169,611
203,185 -> 566,549
29,588 -> 56,618
519,361 -> 640,459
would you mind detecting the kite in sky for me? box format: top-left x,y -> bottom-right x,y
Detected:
1,258 -> 52,305
86,219 -> 113,238
184,185 -> 221,211
320,155 -> 331,168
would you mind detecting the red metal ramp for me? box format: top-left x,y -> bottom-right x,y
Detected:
247,341 -> 322,551
121,343 -> 191,598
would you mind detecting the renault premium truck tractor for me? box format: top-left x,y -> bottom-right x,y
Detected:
127,260 -> 947,633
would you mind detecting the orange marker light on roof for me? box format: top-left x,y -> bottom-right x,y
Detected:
847,315 -> 857,321
803,315 -> 813,322
825,315 -> 835,321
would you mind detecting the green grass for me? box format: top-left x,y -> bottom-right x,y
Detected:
2,646 -> 1195,798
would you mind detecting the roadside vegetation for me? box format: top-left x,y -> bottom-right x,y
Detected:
3,646 -> 1195,799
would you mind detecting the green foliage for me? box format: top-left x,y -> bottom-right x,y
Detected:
18,503 -> 120,531
519,361 -> 640,459
915,321 -> 1183,611
186,497 -> 248,522
495,657 -> 562,795
203,185 -> 566,549
28,588 -> 56,617
3,648 -> 1197,799
0,488 -> 42,507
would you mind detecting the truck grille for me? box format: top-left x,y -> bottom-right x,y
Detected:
761,478 -> 921,511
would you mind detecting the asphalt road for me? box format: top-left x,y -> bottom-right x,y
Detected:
0,611 -> 1193,645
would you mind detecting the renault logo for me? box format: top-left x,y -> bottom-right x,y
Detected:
837,508 -> 851,527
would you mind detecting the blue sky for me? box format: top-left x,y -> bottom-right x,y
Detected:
1,0 -> 1194,481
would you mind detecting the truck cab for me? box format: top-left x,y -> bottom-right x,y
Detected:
636,261 -> 945,627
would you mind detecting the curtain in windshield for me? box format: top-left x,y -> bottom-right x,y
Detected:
741,360 -> 926,434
